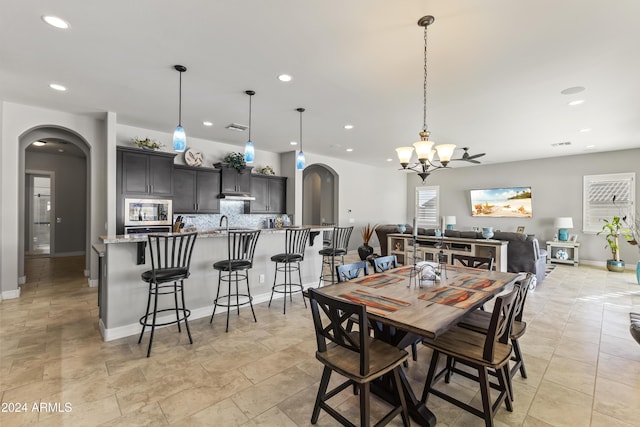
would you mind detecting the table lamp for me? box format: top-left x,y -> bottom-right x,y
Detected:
554,217 -> 573,241
445,216 -> 456,230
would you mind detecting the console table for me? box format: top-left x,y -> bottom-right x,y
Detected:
387,234 -> 508,272
546,240 -> 580,267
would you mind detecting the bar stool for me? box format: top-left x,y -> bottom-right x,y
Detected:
268,227 -> 311,314
318,226 -> 353,286
138,232 -> 197,357
210,229 -> 261,332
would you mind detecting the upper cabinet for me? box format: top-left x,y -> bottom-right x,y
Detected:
249,175 -> 287,213
173,166 -> 221,213
219,166 -> 252,194
119,147 -> 176,197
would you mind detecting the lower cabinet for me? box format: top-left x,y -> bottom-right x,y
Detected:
249,175 -> 286,214
173,166 -> 221,214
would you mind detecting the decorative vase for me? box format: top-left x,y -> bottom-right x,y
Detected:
397,224 -> 406,233
636,261 -> 640,285
482,227 -> 494,239
358,244 -> 374,261
606,259 -> 625,272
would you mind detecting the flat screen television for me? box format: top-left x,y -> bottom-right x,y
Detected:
470,187 -> 532,217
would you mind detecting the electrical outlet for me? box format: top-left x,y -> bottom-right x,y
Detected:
259,274 -> 265,283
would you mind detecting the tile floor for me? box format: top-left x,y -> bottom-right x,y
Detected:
1,255 -> 639,426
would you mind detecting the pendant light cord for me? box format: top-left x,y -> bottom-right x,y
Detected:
248,93 -> 252,141
178,71 -> 183,126
299,109 -> 303,151
423,24 -> 428,133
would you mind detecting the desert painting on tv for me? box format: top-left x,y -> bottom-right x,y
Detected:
470,187 -> 532,218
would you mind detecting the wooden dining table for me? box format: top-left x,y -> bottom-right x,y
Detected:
314,262 -> 521,426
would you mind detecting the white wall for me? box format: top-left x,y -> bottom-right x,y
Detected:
405,148 -> 640,265
1,101 -> 108,298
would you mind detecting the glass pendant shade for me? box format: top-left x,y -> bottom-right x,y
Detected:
395,147 -> 414,165
244,140 -> 255,163
173,125 -> 186,152
296,151 -> 305,170
435,144 -> 456,163
413,139 -> 434,161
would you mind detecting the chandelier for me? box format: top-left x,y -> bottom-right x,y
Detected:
396,16 -> 484,183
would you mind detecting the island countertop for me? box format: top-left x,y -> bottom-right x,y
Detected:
99,225 -> 331,244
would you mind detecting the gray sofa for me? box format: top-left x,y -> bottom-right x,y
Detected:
375,225 -> 547,283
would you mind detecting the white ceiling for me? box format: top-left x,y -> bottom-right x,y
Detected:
2,0 -> 639,169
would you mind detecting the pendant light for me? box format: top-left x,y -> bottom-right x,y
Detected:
244,90 -> 256,163
172,65 -> 187,152
296,107 -> 306,170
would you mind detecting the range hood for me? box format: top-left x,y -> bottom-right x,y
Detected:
218,193 -> 255,201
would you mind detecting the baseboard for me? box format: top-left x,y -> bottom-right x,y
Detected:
51,251 -> 86,258
88,278 -> 98,288
99,282 -> 315,342
1,288 -> 21,300
18,276 -> 26,285
84,269 -> 90,277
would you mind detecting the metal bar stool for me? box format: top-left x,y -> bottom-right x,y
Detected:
138,232 -> 197,357
318,226 -> 353,286
268,227 -> 311,314
210,229 -> 261,332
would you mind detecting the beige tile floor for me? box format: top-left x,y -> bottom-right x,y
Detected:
1,255 -> 639,426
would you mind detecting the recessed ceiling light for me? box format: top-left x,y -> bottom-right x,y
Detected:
290,141 -> 298,145
202,121 -> 213,126
49,83 -> 66,91
560,86 -> 585,95
585,145 -> 596,150
568,100 -> 585,106
386,158 -> 393,162
346,148 -> 353,152
32,141 -> 46,146
58,149 -> 64,153
42,15 -> 69,29
579,128 -> 591,133
344,124 -> 354,130
277,74 -> 292,82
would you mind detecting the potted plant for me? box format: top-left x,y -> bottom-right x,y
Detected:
221,152 -> 247,172
598,216 -> 634,272
131,137 -> 162,150
358,223 -> 378,261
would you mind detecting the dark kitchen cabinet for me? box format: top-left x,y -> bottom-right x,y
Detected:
119,147 -> 175,196
173,166 -> 221,213
219,166 -> 253,194
249,175 -> 287,213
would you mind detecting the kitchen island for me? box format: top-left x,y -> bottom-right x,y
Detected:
97,226 -> 329,341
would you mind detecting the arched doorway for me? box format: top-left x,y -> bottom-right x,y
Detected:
302,164 -> 338,226
19,126 -> 91,281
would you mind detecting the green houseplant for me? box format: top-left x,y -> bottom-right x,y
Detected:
598,216 -> 634,272
358,223 -> 378,261
222,152 -> 247,172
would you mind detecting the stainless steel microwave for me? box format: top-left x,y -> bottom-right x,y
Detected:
124,198 -> 172,227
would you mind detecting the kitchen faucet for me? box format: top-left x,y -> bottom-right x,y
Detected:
220,215 -> 229,232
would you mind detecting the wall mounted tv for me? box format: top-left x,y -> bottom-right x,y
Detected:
470,187 -> 532,218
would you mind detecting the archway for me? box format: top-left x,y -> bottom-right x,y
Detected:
19,126 -> 91,281
302,164 -> 338,226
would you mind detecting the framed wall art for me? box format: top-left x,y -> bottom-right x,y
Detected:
470,187 -> 532,218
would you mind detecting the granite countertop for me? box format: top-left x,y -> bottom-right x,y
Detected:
100,226 -> 331,244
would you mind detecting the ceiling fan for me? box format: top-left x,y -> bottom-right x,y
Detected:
453,147 -> 485,164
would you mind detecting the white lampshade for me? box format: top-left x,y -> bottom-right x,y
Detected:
445,216 -> 456,225
435,144 -> 456,163
554,217 -> 574,229
395,146 -> 414,165
413,140 -> 434,161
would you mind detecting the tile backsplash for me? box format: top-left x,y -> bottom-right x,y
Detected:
173,200 -> 290,231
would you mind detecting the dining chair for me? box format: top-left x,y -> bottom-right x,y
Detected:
308,288 -> 410,427
372,255 -> 398,273
457,273 -> 534,383
268,227 -> 311,314
421,286 -> 519,426
336,260 -> 370,282
452,253 -> 494,271
630,312 -> 640,345
138,232 -> 197,357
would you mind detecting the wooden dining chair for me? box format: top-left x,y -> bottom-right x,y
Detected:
308,288 -> 410,427
421,286 -> 519,426
372,255 -> 398,273
336,261 -> 370,282
452,253 -> 494,271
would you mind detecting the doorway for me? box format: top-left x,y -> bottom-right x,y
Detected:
302,164 -> 339,226
26,173 -> 54,256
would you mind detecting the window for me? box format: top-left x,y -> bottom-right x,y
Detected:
583,172 -> 635,233
415,186 -> 440,227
